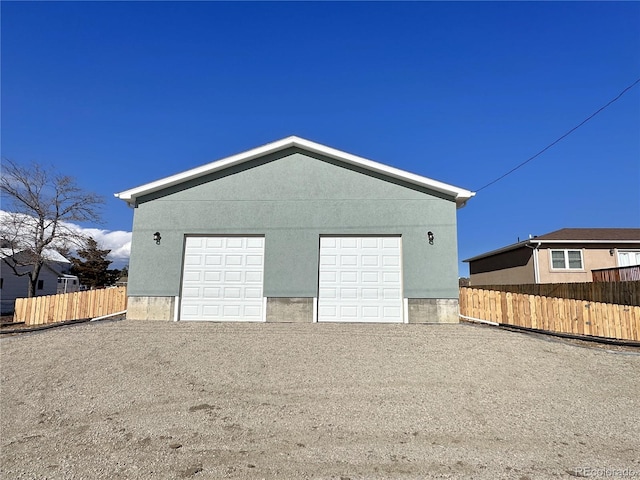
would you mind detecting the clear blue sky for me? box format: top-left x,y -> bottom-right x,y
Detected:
2,1 -> 639,276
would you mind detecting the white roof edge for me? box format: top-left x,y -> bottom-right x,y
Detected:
114,136 -> 475,208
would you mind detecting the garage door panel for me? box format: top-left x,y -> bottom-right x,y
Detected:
203,287 -> 220,298
244,305 -> 262,317
245,271 -> 262,283
183,287 -> 201,298
204,271 -> 221,282
184,271 -> 201,282
223,305 -> 241,317
182,305 -> 199,316
205,255 -> 222,265
246,237 -> 263,248
225,255 -> 243,266
318,236 -> 402,323
244,287 -> 262,299
340,255 -> 358,266
384,306 -> 402,317
340,288 -> 358,299
340,306 -> 358,317
383,288 -> 400,299
361,255 -> 379,266
320,255 -> 337,266
187,237 -> 204,248
319,305 -> 337,318
362,272 -> 379,283
362,288 -> 379,299
383,237 -> 400,248
224,271 -> 242,282
383,255 -> 400,266
362,306 -> 381,319
319,288 -> 337,298
185,255 -> 202,265
246,255 -> 263,266
203,305 -> 220,316
180,236 -> 265,321
224,287 -> 241,299
361,237 -> 378,248
320,271 -> 336,282
340,271 -> 357,282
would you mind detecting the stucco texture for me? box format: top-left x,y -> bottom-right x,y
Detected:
127,148 -> 459,301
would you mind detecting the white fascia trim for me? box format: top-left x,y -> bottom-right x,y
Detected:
174,296 -> 180,322
262,297 -> 268,323
403,298 -> 409,324
114,136 -> 475,208
313,297 -> 318,323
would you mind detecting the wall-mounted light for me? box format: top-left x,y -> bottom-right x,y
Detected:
153,232 -> 162,245
427,231 -> 434,245
609,248 -> 614,256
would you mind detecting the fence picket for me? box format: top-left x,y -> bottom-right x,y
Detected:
459,287 -> 638,341
472,281 -> 640,306
13,287 -> 127,326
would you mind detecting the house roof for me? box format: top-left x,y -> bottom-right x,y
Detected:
534,228 -> 640,241
464,228 -> 640,263
0,248 -> 71,264
114,136 -> 475,209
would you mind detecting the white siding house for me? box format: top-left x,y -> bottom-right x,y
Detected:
0,249 -> 73,314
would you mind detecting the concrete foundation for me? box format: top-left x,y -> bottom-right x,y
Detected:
125,296 -> 458,323
127,296 -> 175,321
266,297 -> 314,323
407,298 -> 459,324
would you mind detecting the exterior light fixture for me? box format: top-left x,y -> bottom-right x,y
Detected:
427,231 -> 434,245
153,232 -> 162,245
609,248 -> 614,256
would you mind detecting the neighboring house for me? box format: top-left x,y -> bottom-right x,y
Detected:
0,249 -> 74,314
115,136 -> 475,323
464,228 -> 640,286
57,274 -> 81,294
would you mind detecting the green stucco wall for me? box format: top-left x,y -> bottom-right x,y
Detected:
127,148 -> 460,300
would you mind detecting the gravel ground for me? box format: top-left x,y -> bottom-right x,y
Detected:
1,320 -> 639,480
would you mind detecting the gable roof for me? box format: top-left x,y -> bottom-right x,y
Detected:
1,248 -> 71,264
114,136 -> 475,208
534,228 -> 640,242
464,228 -> 640,262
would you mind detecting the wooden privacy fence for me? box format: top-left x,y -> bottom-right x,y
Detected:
459,287 -> 640,342
13,287 -> 127,326
472,281 -> 640,306
592,265 -> 640,283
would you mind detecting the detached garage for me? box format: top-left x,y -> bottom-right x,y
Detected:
115,136 -> 474,323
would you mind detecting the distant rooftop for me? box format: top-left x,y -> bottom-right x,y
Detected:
533,228 -> 640,241
0,248 -> 71,263
464,228 -> 640,263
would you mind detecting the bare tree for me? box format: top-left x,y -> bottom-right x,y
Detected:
0,159 -> 104,297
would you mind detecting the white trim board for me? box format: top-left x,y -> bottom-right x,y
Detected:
115,136 -> 475,208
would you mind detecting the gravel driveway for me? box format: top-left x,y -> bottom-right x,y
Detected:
1,320 -> 639,479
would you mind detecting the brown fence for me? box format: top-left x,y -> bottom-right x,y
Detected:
459,287 -> 640,342
592,265 -> 640,283
13,287 -> 128,326
471,281 -> 640,306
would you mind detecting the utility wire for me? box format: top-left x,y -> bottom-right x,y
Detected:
475,77 -> 640,192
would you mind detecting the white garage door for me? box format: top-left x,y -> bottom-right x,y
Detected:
318,236 -> 403,323
180,236 -> 265,321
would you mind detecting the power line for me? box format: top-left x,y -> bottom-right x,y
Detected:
475,77 -> 640,193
